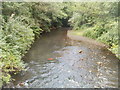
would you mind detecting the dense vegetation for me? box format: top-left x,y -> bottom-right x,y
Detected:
0,2 -> 119,87
68,2 -> 119,58
0,2 -> 67,87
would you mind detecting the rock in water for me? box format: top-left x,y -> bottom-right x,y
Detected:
79,50 -> 83,53
97,62 -> 103,66
19,82 -> 25,86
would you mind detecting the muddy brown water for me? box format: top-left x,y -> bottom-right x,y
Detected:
10,28 -> 119,88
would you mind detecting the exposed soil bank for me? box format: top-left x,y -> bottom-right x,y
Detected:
67,30 -> 108,48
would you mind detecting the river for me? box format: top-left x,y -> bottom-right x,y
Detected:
10,28 -> 119,88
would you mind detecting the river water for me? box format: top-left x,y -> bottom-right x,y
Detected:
11,28 -> 119,88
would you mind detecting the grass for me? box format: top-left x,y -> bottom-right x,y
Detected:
69,29 -> 85,36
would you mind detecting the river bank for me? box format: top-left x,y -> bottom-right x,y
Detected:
1,2 -> 119,87
3,28 -> 119,88
67,29 -> 119,59
67,30 -> 108,48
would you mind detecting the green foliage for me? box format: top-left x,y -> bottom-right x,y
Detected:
1,2 -> 119,87
109,44 -> 119,57
83,22 -> 108,39
83,21 -> 119,58
0,16 -> 34,84
31,2 -> 67,31
97,21 -> 118,45
1,2 -> 67,86
68,2 -> 119,59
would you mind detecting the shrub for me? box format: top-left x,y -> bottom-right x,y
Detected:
0,16 -> 35,84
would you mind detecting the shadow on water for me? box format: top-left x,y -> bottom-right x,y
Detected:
11,28 -> 119,88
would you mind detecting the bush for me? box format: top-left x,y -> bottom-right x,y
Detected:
0,16 -> 35,84
83,21 -> 119,58
1,2 -> 67,86
83,27 -> 98,39
97,21 -> 119,58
